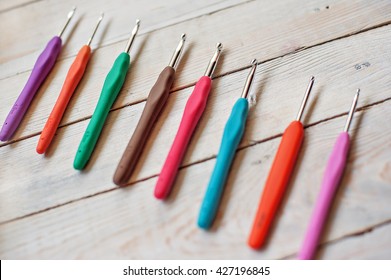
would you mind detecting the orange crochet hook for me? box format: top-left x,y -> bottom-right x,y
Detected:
36,14 -> 104,154
248,76 -> 315,249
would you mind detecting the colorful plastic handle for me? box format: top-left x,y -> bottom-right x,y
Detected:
74,52 -> 130,170
154,76 -> 212,199
298,132 -> 350,260
248,120 -> 304,249
198,98 -> 249,229
37,45 -> 92,154
0,36 -> 62,142
113,66 -> 176,186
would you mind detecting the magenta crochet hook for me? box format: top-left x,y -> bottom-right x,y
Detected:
298,90 -> 360,260
0,7 -> 76,142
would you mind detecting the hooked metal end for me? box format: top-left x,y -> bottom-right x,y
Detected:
296,76 -> 315,122
58,7 -> 77,38
124,19 -> 141,53
204,43 -> 223,77
344,89 -> 360,132
168,33 -> 187,68
87,13 -> 104,46
241,59 -> 258,100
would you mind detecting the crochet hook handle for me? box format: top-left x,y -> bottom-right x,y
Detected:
73,52 -> 130,170
0,36 -> 62,141
249,120 -> 304,249
198,98 -> 248,229
113,66 -> 175,186
299,90 -> 358,259
37,45 -> 91,154
298,132 -> 350,259
154,76 -> 212,199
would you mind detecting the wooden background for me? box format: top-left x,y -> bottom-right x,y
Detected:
0,0 -> 390,259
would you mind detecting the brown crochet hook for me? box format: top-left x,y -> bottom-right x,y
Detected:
113,34 -> 186,186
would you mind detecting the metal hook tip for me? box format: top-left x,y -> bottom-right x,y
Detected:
181,33 -> 187,40
136,19 -> 141,25
216,42 -> 223,51
251,59 -> 257,65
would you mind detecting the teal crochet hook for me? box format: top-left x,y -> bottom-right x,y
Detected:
198,59 -> 258,229
74,20 -> 140,170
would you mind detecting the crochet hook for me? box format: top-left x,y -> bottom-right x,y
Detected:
154,43 -> 223,199
113,34 -> 186,186
298,90 -> 360,260
0,7 -> 76,142
248,76 -> 315,249
73,20 -> 140,170
198,59 -> 257,229
37,14 -> 104,154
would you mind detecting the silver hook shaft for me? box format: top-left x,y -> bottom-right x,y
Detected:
58,7 -> 76,38
124,19 -> 140,53
168,34 -> 186,69
241,59 -> 258,99
204,43 -> 223,78
296,76 -> 315,122
344,89 -> 360,132
87,13 -> 104,46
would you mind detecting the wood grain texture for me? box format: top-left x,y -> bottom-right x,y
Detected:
0,0 -> 37,13
0,24 -> 390,223
318,222 -> 391,260
1,0 -> 390,260
1,0 -> 391,143
0,100 -> 390,259
0,0 -> 247,78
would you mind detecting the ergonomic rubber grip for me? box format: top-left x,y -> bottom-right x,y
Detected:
74,52 -> 130,170
37,45 -> 92,154
248,120 -> 304,249
154,76 -> 212,199
0,36 -> 62,141
298,132 -> 350,260
198,98 -> 249,229
113,66 -> 176,186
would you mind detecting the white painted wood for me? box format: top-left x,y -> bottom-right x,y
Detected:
0,25 -> 390,223
0,0 -> 248,79
1,0 -> 391,143
318,223 -> 391,259
0,100 -> 390,259
1,0 -> 390,260
0,0 -> 34,12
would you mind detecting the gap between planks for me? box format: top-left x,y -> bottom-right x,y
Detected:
2,0 -> 390,145
1,97 -> 389,226
0,98 -> 389,259
1,21 -> 390,149
0,0 -> 253,79
0,21 -> 390,224
279,218 -> 391,259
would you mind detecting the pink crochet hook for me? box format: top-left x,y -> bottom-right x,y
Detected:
298,89 -> 360,260
0,7 -> 76,142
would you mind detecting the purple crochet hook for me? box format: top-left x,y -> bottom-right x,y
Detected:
298,89 -> 360,260
0,7 -> 76,142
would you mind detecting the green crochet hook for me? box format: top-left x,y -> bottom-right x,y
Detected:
198,59 -> 258,229
74,20 -> 140,170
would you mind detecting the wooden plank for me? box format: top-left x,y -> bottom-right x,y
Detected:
0,0 -> 37,13
0,100 -> 390,259
318,222 -> 391,259
1,0 -> 391,143
0,25 -> 390,223
0,0 -> 248,78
